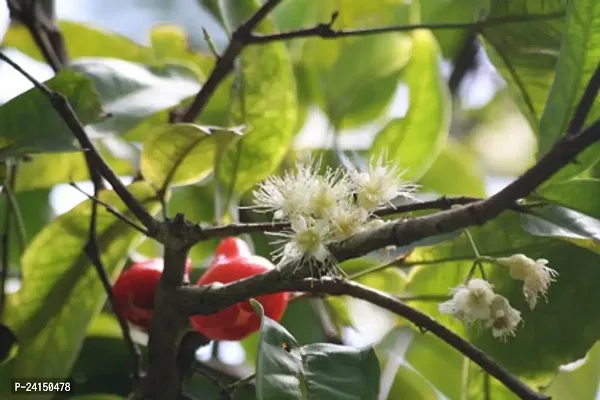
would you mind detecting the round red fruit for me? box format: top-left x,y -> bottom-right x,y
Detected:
113,257 -> 192,330
190,238 -> 288,341
212,236 -> 252,264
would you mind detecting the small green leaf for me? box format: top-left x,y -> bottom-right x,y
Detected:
546,341 -> 600,400
371,29 -> 451,180
0,71 -> 103,160
320,34 -> 411,129
251,300 -> 304,400
302,343 -> 381,400
418,138 -> 486,197
0,182 -> 162,396
13,147 -> 135,192
482,1 -> 566,134
70,59 -> 201,137
141,123 -> 242,190
217,0 -> 297,196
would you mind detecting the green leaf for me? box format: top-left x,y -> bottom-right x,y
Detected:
540,0 -> 600,183
371,29 -> 450,180
141,123 -> 242,190
421,0 -> 488,57
0,71 -> 103,160
251,300 -> 304,400
376,328 -> 442,400
302,343 -> 381,400
482,1 -> 566,134
522,205 -> 600,243
70,314 -> 137,397
538,178 -> 600,220
2,21 -> 147,63
12,147 -> 134,192
0,189 -> 52,268
418,138 -> 486,197
70,59 -> 201,137
217,0 -> 297,196
405,212 -> 600,385
166,184 -> 219,263
0,182 -> 161,396
320,34 -> 411,129
278,299 -> 328,346
546,341 -> 600,399
539,0 -> 600,152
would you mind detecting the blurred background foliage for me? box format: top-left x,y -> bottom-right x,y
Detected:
1,0 -> 600,399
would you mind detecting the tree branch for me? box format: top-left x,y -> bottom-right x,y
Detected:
177,0 -> 283,123
176,278 -> 548,400
246,11 -> 565,44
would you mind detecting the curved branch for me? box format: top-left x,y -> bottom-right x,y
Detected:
176,278 -> 548,400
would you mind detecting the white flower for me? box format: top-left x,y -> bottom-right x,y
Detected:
439,279 -> 495,324
271,216 -> 334,270
486,295 -> 522,341
496,254 -> 559,309
349,155 -> 417,211
252,160 -> 318,219
328,203 -> 369,240
304,168 -> 352,219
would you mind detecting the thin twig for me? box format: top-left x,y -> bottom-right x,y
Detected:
69,183 -> 150,235
0,164 -> 18,319
247,12 -> 565,44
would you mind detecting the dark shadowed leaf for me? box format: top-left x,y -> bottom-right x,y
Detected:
141,123 -> 242,190
370,29 -> 451,180
302,343 -> 380,400
217,0 -> 297,196
0,182 -> 162,397
251,300 -> 304,400
0,71 -> 102,160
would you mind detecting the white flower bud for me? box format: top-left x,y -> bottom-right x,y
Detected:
439,279 -> 495,324
486,295 -> 522,341
496,254 -> 558,309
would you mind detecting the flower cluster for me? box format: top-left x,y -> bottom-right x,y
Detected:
439,279 -> 521,340
252,156 -> 416,271
439,254 -> 558,341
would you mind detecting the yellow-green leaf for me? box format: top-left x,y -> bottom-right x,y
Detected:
0,182 -> 162,397
217,0 -> 297,196
370,29 -> 451,181
141,123 -> 242,190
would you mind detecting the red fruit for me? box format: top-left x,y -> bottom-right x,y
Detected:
190,238 -> 289,341
113,257 -> 192,330
212,236 -> 252,264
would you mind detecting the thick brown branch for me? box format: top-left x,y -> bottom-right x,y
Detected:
176,278 -> 547,400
